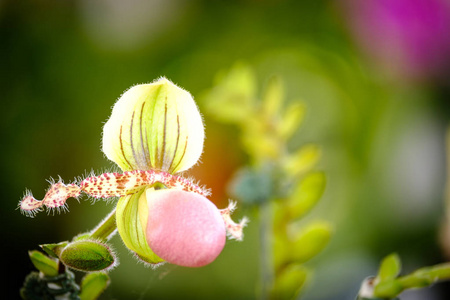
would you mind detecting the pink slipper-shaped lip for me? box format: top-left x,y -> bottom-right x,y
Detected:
146,189 -> 226,267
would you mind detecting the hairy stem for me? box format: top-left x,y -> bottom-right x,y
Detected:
89,208 -> 117,241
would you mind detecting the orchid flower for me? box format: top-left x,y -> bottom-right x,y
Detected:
19,78 -> 247,268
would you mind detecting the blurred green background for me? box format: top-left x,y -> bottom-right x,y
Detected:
2,0 -> 450,299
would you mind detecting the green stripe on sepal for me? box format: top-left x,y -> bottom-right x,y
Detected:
116,190 -> 164,265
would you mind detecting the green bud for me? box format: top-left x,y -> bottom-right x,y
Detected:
291,221 -> 332,263
59,240 -> 116,272
28,250 -> 59,277
102,77 -> 204,174
80,272 -> 110,300
40,241 -> 68,258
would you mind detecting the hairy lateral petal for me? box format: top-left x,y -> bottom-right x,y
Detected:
102,78 -> 204,173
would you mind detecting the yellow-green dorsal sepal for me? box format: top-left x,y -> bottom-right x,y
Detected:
102,77 -> 204,174
116,189 -> 164,265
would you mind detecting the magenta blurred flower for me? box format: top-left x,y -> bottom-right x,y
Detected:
344,0 -> 450,83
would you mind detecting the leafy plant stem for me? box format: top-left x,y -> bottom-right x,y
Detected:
372,262 -> 450,299
397,263 -> 450,289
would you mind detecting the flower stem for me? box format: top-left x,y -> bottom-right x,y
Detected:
89,208 -> 117,241
259,200 -> 273,300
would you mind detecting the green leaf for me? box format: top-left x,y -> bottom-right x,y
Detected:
283,144 -> 321,177
59,240 -> 116,272
241,118 -> 281,160
28,250 -> 59,277
262,76 -> 284,117
40,241 -> 68,258
291,221 -> 332,263
287,171 -> 326,219
377,253 -> 401,282
271,264 -> 308,300
273,232 -> 290,271
80,272 -> 110,300
204,62 -> 257,124
278,102 -> 305,140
